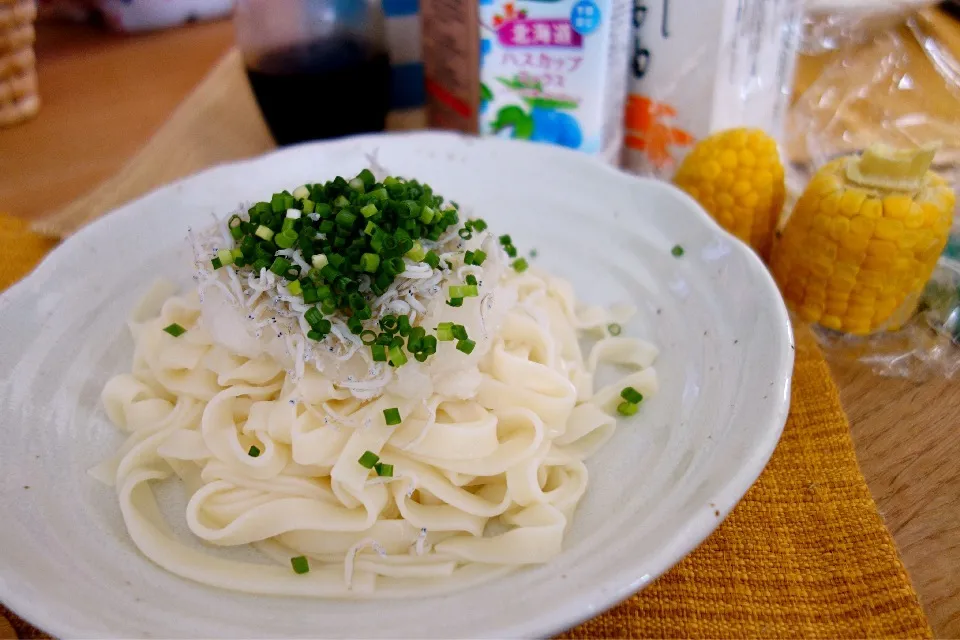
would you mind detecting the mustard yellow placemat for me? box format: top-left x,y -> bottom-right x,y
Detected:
0,211 -> 930,638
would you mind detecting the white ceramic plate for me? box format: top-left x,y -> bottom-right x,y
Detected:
0,132 -> 793,639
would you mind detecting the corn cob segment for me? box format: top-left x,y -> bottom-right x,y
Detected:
771,145 -> 955,335
673,128 -> 785,259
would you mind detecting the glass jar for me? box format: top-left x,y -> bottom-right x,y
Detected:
235,0 -> 391,145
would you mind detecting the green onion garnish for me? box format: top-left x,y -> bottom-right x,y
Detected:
499,234 -> 512,245
452,324 -> 468,340
617,402 -> 639,416
248,445 -> 261,457
466,274 -> 478,286
254,225 -> 274,241
608,323 -> 622,336
456,339 -> 476,354
358,451 -> 380,469
371,344 -> 388,361
217,248 -> 235,266
287,280 -> 302,296
471,250 -> 487,265
291,556 -> 310,574
360,330 -> 377,345
671,245 -> 685,257
447,297 -> 463,307
383,408 -> 402,425
163,323 -> 186,337
375,463 -> 394,477
211,257 -> 223,270
512,258 -> 529,272
380,315 -> 399,333
620,387 -> 644,404
389,345 -> 407,367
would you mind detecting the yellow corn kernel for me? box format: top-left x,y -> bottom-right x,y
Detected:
674,128 -> 785,259
771,144 -> 954,335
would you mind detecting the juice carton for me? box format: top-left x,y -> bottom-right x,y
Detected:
421,0 -> 633,165
622,0 -> 803,178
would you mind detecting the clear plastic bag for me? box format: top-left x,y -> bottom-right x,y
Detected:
786,8 -> 960,379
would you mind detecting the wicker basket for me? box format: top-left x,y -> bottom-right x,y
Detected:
0,0 -> 38,128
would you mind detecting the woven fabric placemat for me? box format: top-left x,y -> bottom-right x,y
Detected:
0,47 -> 933,638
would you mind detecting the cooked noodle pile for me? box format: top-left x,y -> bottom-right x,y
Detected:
93,174 -> 658,597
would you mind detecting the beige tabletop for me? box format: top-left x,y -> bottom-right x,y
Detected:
1,12 -> 959,638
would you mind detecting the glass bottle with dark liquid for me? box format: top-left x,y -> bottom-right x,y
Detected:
236,0 -> 390,146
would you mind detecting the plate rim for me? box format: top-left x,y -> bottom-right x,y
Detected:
0,131 -> 794,639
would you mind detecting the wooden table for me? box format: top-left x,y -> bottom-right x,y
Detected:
1,14 -> 959,638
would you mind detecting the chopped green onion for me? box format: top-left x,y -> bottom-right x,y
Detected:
361,203 -> 378,218
406,242 -> 426,262
292,185 -> 310,199
349,177 -> 365,191
415,351 -> 429,363
671,245 -> 684,257
447,297 -> 463,307
358,451 -> 380,469
360,252 -> 380,273
617,402 -> 639,416
456,339 -> 476,355
621,387 -> 644,404
320,299 -> 337,315
360,330 -> 377,345
389,345 -> 407,367
269,257 -> 292,277
449,285 -> 478,298
504,244 -> 518,258
452,324 -> 468,340
608,323 -> 622,336
375,462 -> 394,477
163,323 -> 186,337
424,250 -> 440,269
380,315 -> 399,333
458,228 -> 472,240
499,234 -> 512,245
472,250 -> 487,265
371,344 -> 388,361
248,445 -> 261,457
358,168 -> 376,187
304,307 -> 323,327
336,210 -> 357,228
287,280 -> 303,296
307,329 -> 324,341
470,218 -> 488,232
291,555 -> 310,574
302,199 -> 315,213
422,335 -> 437,354
466,274 -> 478,286
383,408 -> 402,426
419,206 -> 436,224
255,225 -> 274,241
231,247 -> 244,262
211,257 -> 223,270
397,315 -> 411,336
437,327 -> 454,341
275,229 -> 298,249
217,248 -> 235,266
512,258 -> 529,272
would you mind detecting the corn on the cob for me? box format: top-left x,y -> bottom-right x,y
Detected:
770,145 -> 955,335
673,128 -> 785,259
